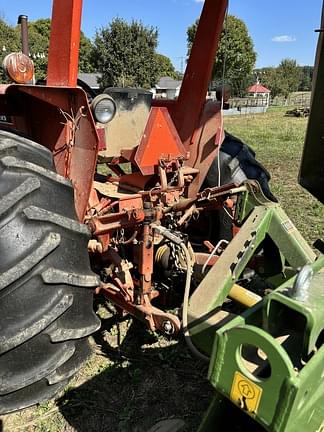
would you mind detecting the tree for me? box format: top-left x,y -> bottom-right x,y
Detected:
256,67 -> 284,98
258,59 -> 302,98
92,18 -> 159,89
0,19 -> 20,82
79,32 -> 96,73
277,58 -> 301,97
28,19 -> 51,80
28,19 -> 95,79
298,65 -> 313,91
155,53 -> 177,80
187,15 -> 256,96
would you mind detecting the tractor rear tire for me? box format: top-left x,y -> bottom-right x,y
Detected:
0,130 -> 100,414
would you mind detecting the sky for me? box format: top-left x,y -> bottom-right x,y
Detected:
0,0 -> 323,71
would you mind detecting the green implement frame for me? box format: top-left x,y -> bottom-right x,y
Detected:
199,257 -> 324,431
189,2 -> 324,429
152,3 -> 324,428
189,189 -> 324,431
188,187 -> 316,354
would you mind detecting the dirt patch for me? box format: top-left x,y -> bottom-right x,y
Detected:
1,305 -> 212,432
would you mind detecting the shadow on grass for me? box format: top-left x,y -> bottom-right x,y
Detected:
58,317 -> 213,432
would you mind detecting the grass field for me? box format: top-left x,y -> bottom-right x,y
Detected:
224,107 -> 323,243
1,108 -> 323,432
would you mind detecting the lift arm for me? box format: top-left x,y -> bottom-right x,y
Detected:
47,0 -> 83,86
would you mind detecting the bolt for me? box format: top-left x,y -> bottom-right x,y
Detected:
132,209 -> 144,222
143,202 -> 153,209
162,320 -> 174,335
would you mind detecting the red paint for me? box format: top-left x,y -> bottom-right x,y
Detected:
172,0 -> 228,149
135,107 -> 187,175
247,84 -> 271,93
97,127 -> 106,151
47,0 -> 83,87
5,84 -> 98,221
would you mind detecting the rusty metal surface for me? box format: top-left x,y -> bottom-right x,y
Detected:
93,181 -> 140,199
99,283 -> 181,335
185,102 -> 224,196
3,84 -> 98,221
0,85 -> 10,95
47,0 -> 83,87
96,127 -> 106,151
151,99 -> 177,112
139,223 -> 154,294
3,53 -> 34,84
0,94 -> 20,118
18,15 -> 30,56
89,204 -> 145,236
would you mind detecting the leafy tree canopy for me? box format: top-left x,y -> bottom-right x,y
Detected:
276,58 -> 302,97
0,18 -> 19,52
28,19 -> 51,80
187,15 -> 257,96
154,53 -> 177,80
0,15 -> 179,88
0,18 -> 20,81
92,18 -> 161,89
256,59 -> 305,97
28,19 -> 94,79
298,65 -> 313,91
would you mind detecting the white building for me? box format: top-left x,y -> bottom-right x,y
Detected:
152,76 -> 182,99
246,83 -> 271,107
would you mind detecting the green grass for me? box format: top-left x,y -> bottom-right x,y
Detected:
224,107 -> 324,244
1,108 -> 323,432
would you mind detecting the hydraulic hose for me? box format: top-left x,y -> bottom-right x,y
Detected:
180,242 -> 209,362
152,224 -> 210,362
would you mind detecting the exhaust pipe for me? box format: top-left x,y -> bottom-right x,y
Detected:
17,15 -> 29,56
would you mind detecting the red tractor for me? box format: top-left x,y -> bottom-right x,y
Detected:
0,0 -> 323,430
0,0 -> 230,413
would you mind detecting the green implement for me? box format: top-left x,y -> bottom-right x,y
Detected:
200,256 -> 324,431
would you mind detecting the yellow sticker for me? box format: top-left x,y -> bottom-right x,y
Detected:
230,371 -> 263,415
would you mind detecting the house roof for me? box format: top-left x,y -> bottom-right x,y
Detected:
247,83 -> 271,93
78,72 -> 102,89
155,76 -> 182,90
